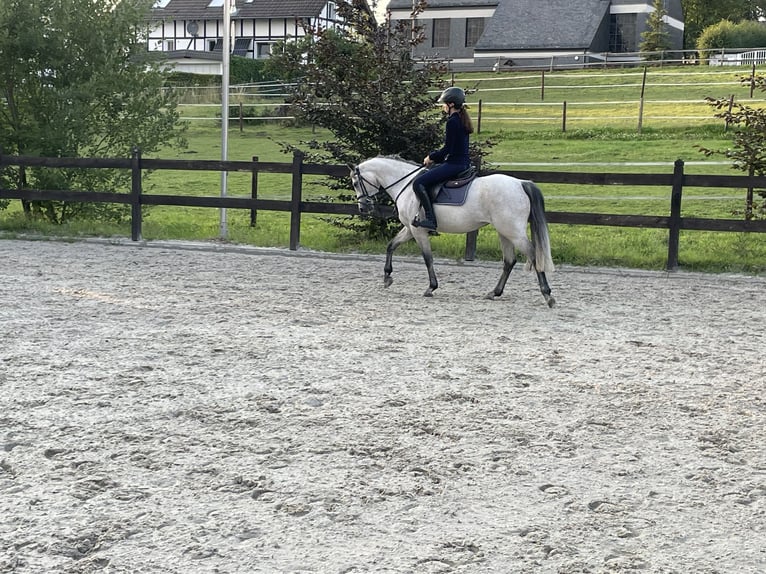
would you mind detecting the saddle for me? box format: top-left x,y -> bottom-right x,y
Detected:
429,166 -> 478,206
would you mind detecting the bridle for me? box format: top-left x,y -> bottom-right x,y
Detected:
354,165 -> 423,208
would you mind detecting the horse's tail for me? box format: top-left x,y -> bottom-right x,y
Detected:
521,180 -> 555,274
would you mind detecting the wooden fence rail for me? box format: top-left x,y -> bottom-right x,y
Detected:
2,148 -> 766,271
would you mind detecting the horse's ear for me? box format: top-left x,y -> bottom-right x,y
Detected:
346,162 -> 355,171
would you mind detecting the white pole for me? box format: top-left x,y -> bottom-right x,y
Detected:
220,0 -> 232,238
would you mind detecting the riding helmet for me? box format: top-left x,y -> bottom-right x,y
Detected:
437,87 -> 466,107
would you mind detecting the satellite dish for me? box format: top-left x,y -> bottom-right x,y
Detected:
187,21 -> 199,37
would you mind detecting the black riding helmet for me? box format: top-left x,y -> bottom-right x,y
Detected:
437,87 -> 466,108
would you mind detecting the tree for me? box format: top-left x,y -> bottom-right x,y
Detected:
701,74 -> 766,220
696,19 -> 766,52
264,0 -> 493,237
681,0 -> 766,49
640,0 -> 671,59
266,0 -> 445,166
0,0 -> 185,224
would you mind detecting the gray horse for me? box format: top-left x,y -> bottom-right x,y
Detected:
351,155 -> 556,307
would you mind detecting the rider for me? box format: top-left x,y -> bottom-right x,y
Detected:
412,86 -> 474,231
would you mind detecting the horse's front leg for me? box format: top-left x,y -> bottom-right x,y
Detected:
413,230 -> 438,297
384,227 -> 413,288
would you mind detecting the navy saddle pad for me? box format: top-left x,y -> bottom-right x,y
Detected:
431,167 -> 478,206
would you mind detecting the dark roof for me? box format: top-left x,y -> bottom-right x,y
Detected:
165,49 -> 222,61
152,0 -> 332,20
476,0 -> 610,50
387,0 -> 497,8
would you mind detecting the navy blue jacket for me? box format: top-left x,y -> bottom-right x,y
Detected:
428,112 -> 470,167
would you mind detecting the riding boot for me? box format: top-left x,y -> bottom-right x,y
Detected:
412,184 -> 438,231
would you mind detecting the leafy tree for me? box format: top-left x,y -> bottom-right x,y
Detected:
0,0 -> 186,223
700,74 -> 766,219
640,0 -> 671,59
266,1 -> 445,166
264,0 -> 493,238
696,19 -> 766,52
682,0 -> 766,49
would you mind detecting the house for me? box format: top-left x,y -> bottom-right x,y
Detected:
147,0 -> 349,74
386,0 -> 684,71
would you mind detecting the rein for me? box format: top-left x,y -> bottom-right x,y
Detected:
355,165 -> 423,208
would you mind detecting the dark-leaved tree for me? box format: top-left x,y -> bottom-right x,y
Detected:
265,0 -> 492,238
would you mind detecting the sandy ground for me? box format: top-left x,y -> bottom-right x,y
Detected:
0,238 -> 764,574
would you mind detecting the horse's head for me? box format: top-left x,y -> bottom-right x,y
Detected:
350,163 -> 377,216
351,156 -> 424,218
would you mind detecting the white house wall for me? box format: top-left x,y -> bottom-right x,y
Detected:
388,8 -> 496,19
610,3 -> 684,33
147,18 -> 305,46
170,60 -> 222,75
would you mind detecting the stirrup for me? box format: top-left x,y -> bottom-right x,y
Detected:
412,217 -> 439,235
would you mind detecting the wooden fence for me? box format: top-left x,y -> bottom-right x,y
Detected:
2,148 -> 766,271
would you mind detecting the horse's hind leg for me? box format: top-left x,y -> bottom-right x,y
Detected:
536,271 -> 556,308
486,235 -> 517,300
383,227 -> 413,288
496,232 -> 555,307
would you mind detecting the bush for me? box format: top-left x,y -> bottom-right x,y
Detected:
697,19 -> 766,52
166,58 -> 283,87
230,57 -> 283,84
165,71 -> 219,87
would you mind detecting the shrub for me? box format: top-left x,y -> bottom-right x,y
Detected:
697,19 -> 766,52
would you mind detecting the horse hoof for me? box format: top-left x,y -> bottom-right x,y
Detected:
423,289 -> 434,298
484,292 -> 496,300
384,276 -> 393,288
546,295 -> 556,308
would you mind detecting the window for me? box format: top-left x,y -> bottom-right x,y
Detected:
233,38 -> 251,56
432,19 -> 450,48
256,42 -> 271,58
465,18 -> 484,47
609,14 -> 636,52
207,0 -> 224,6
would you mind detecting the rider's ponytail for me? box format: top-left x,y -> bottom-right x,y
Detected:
459,107 -> 474,135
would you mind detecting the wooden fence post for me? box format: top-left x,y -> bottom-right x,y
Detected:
562,101 -> 567,133
750,63 -> 756,98
725,94 -> 735,132
289,150 -> 304,250
666,159 -> 684,271
477,99 -> 482,134
638,66 -> 647,133
250,155 -> 259,227
130,147 -> 142,242
464,230 -> 477,261
746,165 -> 755,221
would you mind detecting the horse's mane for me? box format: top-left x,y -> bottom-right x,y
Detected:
375,154 -> 420,167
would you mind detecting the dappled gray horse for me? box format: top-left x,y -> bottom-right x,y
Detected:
351,155 -> 556,307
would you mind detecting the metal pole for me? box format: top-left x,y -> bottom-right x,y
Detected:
220,0 -> 232,238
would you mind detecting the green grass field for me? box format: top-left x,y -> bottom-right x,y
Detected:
2,66 -> 765,274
